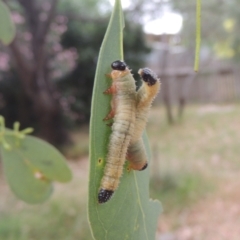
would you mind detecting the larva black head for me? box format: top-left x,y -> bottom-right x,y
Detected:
98,189 -> 114,203
139,68 -> 159,86
140,162 -> 148,171
111,60 -> 127,71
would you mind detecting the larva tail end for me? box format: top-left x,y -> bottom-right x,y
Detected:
128,162 -> 148,171
140,162 -> 148,171
98,189 -> 114,203
138,68 -> 159,86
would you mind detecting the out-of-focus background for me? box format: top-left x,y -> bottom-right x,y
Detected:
1,0 -> 240,239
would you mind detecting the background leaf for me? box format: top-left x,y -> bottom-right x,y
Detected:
88,0 -> 162,239
0,0 -> 16,45
1,134 -> 72,204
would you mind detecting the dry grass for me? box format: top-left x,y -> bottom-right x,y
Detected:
149,104 -> 240,240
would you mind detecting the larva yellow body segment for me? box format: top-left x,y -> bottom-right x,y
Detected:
127,68 -> 160,171
98,60 -> 136,203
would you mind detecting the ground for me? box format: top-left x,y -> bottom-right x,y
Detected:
157,180 -> 240,240
0,104 -> 240,240
154,104 -> 240,240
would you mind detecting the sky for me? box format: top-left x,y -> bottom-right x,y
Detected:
109,0 -> 183,35
143,13 -> 182,35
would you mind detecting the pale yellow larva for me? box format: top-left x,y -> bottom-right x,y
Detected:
127,68 -> 160,171
98,60 -> 136,203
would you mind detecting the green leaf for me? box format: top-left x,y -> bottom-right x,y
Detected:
88,0 -> 162,239
0,0 -> 16,45
1,134 -> 72,204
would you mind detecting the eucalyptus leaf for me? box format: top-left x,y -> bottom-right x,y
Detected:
0,0 -> 16,45
1,134 -> 72,204
88,0 -> 162,239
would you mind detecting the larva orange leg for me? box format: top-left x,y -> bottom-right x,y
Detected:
105,73 -> 112,78
103,109 -> 115,121
103,84 -> 117,94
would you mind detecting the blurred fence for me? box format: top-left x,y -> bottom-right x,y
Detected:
147,42 -> 240,104
188,70 -> 240,103
167,67 -> 240,104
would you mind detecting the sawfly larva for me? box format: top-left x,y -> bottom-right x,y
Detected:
127,68 -> 160,171
98,60 -> 136,204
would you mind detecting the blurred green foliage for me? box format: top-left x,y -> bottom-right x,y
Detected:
0,0 -> 150,132
172,0 -> 240,60
0,0 -> 16,45
150,171 -> 213,212
0,194 -> 92,240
